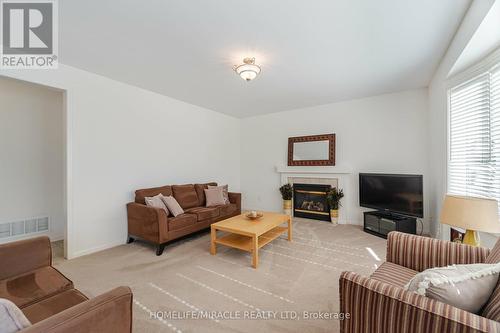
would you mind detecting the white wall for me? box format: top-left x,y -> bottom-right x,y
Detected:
449,0 -> 500,78
428,0 -> 497,245
0,65 -> 241,258
0,77 -> 64,242
240,89 -> 430,232
0,0 -> 496,258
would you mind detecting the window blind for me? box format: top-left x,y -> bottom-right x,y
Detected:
449,63 -> 500,203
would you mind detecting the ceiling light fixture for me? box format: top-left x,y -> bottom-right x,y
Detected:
233,57 -> 261,81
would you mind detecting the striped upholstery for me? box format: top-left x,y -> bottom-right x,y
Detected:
485,239 -> 500,264
483,286 -> 500,322
340,232 -> 500,332
482,239 -> 500,321
339,271 -> 499,333
370,262 -> 418,287
386,232 -> 490,272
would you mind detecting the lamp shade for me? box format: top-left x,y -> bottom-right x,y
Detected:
440,195 -> 500,233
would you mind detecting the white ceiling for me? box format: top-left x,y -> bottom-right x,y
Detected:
450,0 -> 500,77
60,0 -> 471,118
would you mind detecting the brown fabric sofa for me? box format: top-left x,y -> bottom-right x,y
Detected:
339,231 -> 500,333
0,236 -> 133,332
127,182 -> 241,255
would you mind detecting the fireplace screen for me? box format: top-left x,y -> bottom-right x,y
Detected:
293,183 -> 331,221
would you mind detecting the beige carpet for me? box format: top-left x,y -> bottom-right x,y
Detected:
54,218 -> 386,333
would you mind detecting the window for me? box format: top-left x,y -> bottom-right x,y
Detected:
448,62 -> 500,202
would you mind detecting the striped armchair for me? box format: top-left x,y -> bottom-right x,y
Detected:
339,231 -> 500,333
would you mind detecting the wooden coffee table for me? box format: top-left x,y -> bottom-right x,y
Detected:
210,212 -> 292,268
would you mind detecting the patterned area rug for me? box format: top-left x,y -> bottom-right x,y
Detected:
55,218 -> 386,333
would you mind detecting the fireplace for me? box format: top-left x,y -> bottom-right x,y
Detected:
293,183 -> 331,221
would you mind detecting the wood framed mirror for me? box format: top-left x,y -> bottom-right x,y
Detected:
288,134 -> 336,166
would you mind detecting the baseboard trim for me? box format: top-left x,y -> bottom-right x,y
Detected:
69,239 -> 124,259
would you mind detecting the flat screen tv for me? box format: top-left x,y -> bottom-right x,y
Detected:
359,173 -> 423,218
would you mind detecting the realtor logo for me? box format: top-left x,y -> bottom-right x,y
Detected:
1,0 -> 58,69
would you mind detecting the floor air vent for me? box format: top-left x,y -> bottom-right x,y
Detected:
0,217 -> 49,239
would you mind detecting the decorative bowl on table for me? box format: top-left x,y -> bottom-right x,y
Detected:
245,211 -> 263,220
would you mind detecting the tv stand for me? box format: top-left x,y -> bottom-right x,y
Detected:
363,211 -> 416,239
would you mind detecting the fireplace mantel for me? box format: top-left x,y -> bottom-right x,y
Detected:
275,165 -> 352,175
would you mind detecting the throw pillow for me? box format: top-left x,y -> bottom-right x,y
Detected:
161,196 -> 184,217
204,188 -> 225,207
404,263 -> 500,313
208,184 -> 230,204
0,298 -> 31,333
145,194 -> 170,216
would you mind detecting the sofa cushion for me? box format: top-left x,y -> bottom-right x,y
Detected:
172,185 -> 199,209
0,267 -> 73,308
135,185 -> 173,204
185,207 -> 220,221
217,204 -> 237,217
22,288 -> 88,324
162,196 -> 184,217
145,194 -> 170,216
205,188 -> 225,207
0,236 -> 52,281
168,214 -> 197,231
208,185 -> 230,204
482,239 -> 500,320
370,262 -> 418,288
405,263 -> 500,314
0,297 -> 31,332
194,182 -> 217,206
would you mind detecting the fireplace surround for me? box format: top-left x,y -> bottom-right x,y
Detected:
293,183 -> 331,221
276,165 -> 349,224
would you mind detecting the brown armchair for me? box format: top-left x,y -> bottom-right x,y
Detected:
0,236 -> 133,333
339,231 -> 500,333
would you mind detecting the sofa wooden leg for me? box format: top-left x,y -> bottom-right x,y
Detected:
127,237 -> 134,244
156,244 -> 165,256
